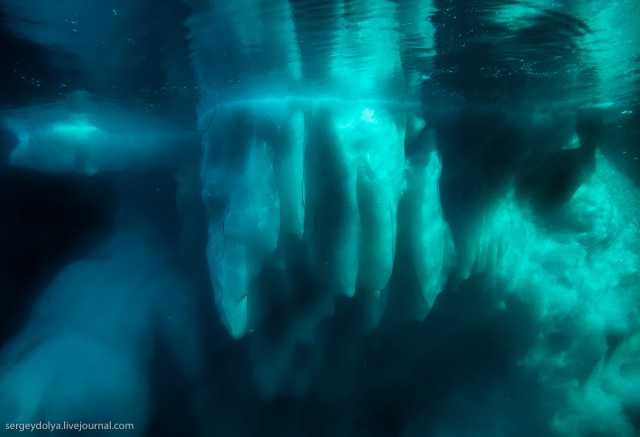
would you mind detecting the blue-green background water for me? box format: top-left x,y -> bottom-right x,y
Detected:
0,1 -> 639,436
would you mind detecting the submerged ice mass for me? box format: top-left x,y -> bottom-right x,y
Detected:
1,0 -> 640,435
187,0 -> 446,339
201,98 -> 453,338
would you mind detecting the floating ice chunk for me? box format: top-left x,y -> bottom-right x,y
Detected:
3,93 -> 199,175
201,105 -> 281,338
201,99 -> 452,338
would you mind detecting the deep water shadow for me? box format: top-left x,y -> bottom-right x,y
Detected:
0,167 -> 117,347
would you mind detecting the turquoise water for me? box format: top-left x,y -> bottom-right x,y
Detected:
0,1 -> 639,435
